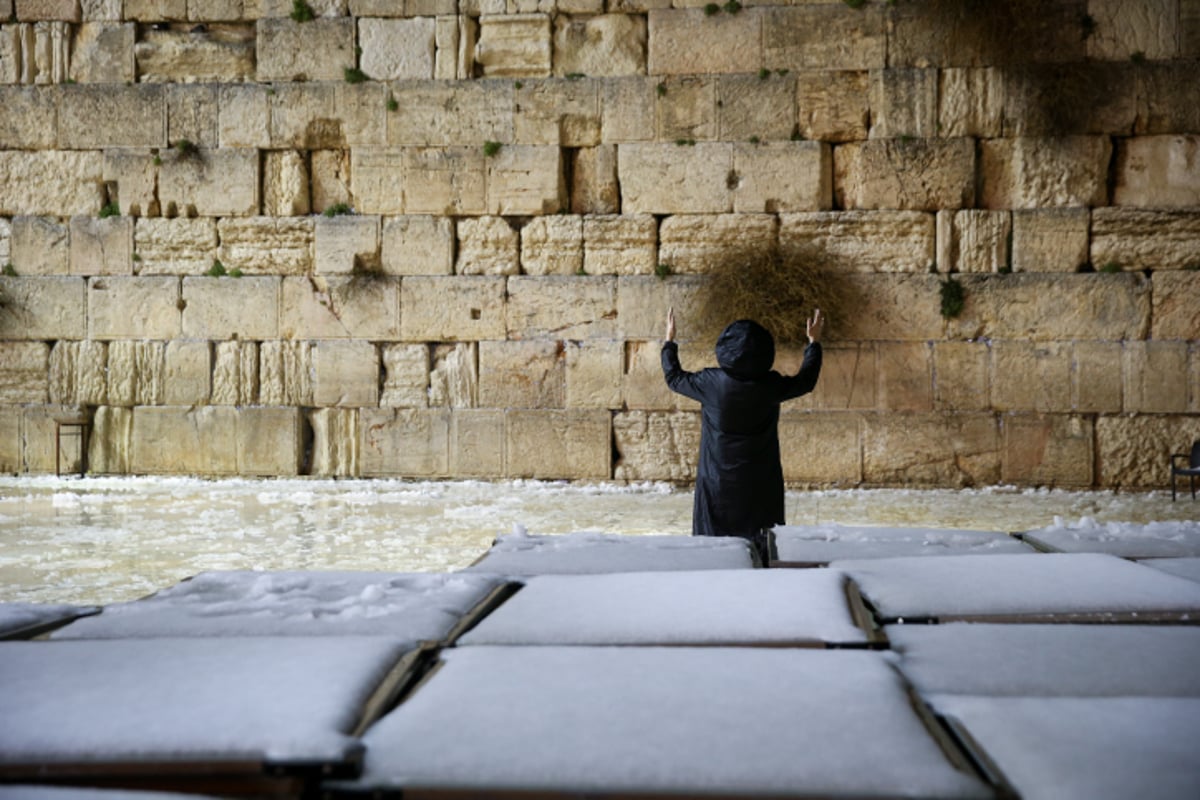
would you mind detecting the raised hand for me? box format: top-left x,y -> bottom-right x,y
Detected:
665,306 -> 676,342
806,308 -> 824,343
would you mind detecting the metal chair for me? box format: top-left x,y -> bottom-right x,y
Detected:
1170,440 -> 1200,501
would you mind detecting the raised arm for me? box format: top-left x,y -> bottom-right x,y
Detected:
778,309 -> 824,400
661,307 -> 706,403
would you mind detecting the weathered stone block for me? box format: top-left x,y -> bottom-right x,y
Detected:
622,338 -> 702,412
571,145 -> 619,215
732,141 -> 832,214
936,209 -> 1011,274
599,77 -> 656,143
979,136 -> 1112,209
654,75 -> 715,142
211,340 -> 258,406
380,215 -> 454,276
120,0 -> 184,21
0,341 -> 48,403
1098,414 -> 1200,489
565,339 -> 622,409
217,217 -> 313,276
1072,341 -> 1123,413
932,341 -> 988,411
869,68 -> 938,139
506,408 -> 610,479
158,147 -> 260,217
780,412 -> 863,486
583,214 -> 656,275
11,215 -> 69,275
15,1 -> 79,21
616,274 -> 706,340
131,406 -> 238,475
796,69 -> 870,143
86,404 -> 130,474
0,87 -> 58,149
259,340 -> 312,406
429,342 -> 477,408
66,21 -> 132,83
167,84 -> 219,151
835,138 -> 975,211
312,150 -> 351,213
513,79 -> 599,147
162,339 -> 210,406
1086,0 -> 1179,60
618,142 -> 732,214
1124,340 -> 1190,413
432,14 -> 459,80
263,150 -> 310,216
991,341 -> 1072,412
238,406 -> 302,476
387,81 -> 512,147
360,408 -> 451,477
359,16 -> 435,80
613,410 -> 699,482
521,215 -> 582,276
105,340 -> 164,406
834,274 -> 946,341
270,83 -> 386,149
381,343 -> 428,408
392,147 -> 487,215
312,340 -> 379,409
102,149 -> 157,217
87,275 -> 180,339
449,409 -> 505,478
1012,207 -> 1089,273
1114,135 -> 1200,207
69,216 -> 132,276
1091,208 -> 1200,272
218,84 -> 270,148
486,145 -> 565,216
1002,63 -> 1138,137
938,67 -> 1004,138
780,211 -> 935,273
652,8 -> 762,74
400,276 -> 506,341
57,84 -> 164,148
1002,413 -> 1094,488
479,339 -> 564,408
22,405 -> 89,474
134,217 -> 218,275
0,406 -> 23,474
280,275 -> 400,340
507,275 -> 617,340
802,343 -> 874,411
1152,271 -> 1200,341
48,339 -> 106,405
659,214 -> 777,275
315,214 -> 380,275
455,216 -> 518,276
476,13 -> 551,77
135,24 -> 254,83
1138,62 -> 1200,134
0,151 -> 104,216
553,13 -> 645,77
876,342 -> 933,412
187,0 -> 248,21
255,17 -> 354,82
310,407 -> 358,478
715,73 -> 795,143
181,276 -> 278,339
863,412 -> 1000,487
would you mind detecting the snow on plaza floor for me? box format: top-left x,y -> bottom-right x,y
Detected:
2,476 -> 1200,798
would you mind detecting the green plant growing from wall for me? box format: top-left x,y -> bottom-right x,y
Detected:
98,202 -> 120,219
758,67 -> 771,80
940,276 -> 966,318
655,262 -> 673,280
387,94 -> 398,111
722,1 -> 742,14
576,265 -> 587,276
483,140 -> 503,157
514,81 -> 523,90
843,0 -> 867,8
704,3 -> 720,16
1099,261 -> 1122,273
175,139 -> 198,157
656,82 -> 667,97
344,67 -> 367,83
2,263 -> 16,276
132,253 -> 142,263
229,267 -> 244,277
1130,51 -> 1146,64
207,259 -> 227,277
323,202 -> 353,217
675,138 -> 696,146
565,72 -> 585,80
153,154 -> 162,166
290,0 -> 314,22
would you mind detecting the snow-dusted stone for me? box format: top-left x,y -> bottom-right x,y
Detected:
931,696 -> 1200,800
1022,520 -> 1200,559
0,602 -> 99,640
773,524 -> 1031,567
1144,558 -> 1200,585
833,553 -> 1200,623
465,532 -> 754,576
0,637 -> 408,773
345,647 -> 989,798
53,571 -> 503,641
459,569 -> 867,647
886,623 -> 1200,698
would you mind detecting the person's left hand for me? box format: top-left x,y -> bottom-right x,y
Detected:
806,308 -> 824,343
665,307 -> 676,342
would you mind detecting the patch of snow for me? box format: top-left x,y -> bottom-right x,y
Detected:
1143,557 -> 1200,585
0,603 -> 99,639
466,532 -> 755,576
1023,518 -> 1200,558
773,524 -> 1032,564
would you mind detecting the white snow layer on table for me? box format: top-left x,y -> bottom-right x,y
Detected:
931,695 -> 1200,800
0,602 -> 99,638
465,532 -> 755,575
773,523 -> 1032,563
886,623 -> 1200,697
457,569 -> 866,647
52,571 -> 501,640
1143,557 -> 1200,584
1022,518 -> 1200,558
0,637 -> 408,766
348,646 -> 990,798
832,553 -> 1200,621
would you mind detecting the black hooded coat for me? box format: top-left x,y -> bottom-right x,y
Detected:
661,320 -> 822,538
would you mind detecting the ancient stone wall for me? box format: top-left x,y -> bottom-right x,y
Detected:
0,0 -> 1197,489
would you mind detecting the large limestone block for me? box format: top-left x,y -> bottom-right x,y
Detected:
87,405 -> 130,474
618,142 -> 732,214
780,211 -> 935,273
863,412 -> 1001,487
131,406 -> 238,475
869,68 -> 938,139
1091,208 -> 1200,271
1086,0 -> 1179,60
1114,135 -> 1200,207
280,275 -> 400,340
11,215 -> 69,275
553,13 -> 644,77
0,151 -> 104,216
270,83 -> 386,149
400,275 -> 506,341
796,69 -> 870,143
875,342 -> 933,412
105,340 -> 164,406
936,210 -> 1011,274
14,1 -> 79,20
315,214 -> 381,275
716,73 -> 795,143
932,341 -> 988,411
598,76 -> 656,143
386,81 -> 512,147
780,412 -> 863,486
162,340 -> 210,406
134,217 -> 218,275
263,150 -> 310,216
1152,271 -> 1200,341
22,404 -> 93,474
1138,62 -> 1200,134
456,216 -> 518,275
312,150 -> 351,212
991,341 -> 1072,413
0,276 -> 85,339
48,339 -> 106,405
834,138 -> 975,211
1123,340 -> 1190,414
486,145 -> 565,216
732,141 -> 832,214
1072,341 -> 1123,413
310,407 -> 358,478
803,343 -> 876,411
571,145 -> 619,214
449,409 -> 505,478
57,84 -> 164,148
1012,208 -> 1089,273
616,274 -> 706,340
764,4 -> 885,70
654,75 -> 715,142
938,67 -> 1004,138
565,339 -> 622,409
312,340 -> 379,408
218,84 -> 270,148
0,219 -> 8,266
1002,413 -> 1094,488
217,217 -> 313,276
181,276 -> 279,339
135,24 -> 254,83
87,276 -> 180,339
429,342 -> 477,408
521,215 -> 582,276
946,274 -> 1151,342
1097,414 -> 1200,489
506,408 -> 610,479
167,84 -> 219,150
69,216 -> 132,276
102,149 -> 157,217
507,275 -> 617,340
475,13 -> 551,78
0,341 -> 48,403
381,215 -> 454,275
834,274 -> 946,341
158,147 -> 260,217
979,137 -> 1112,209
658,214 -> 778,275
513,79 -> 599,147
651,8 -> 762,74
583,214 -> 655,275
479,339 -> 564,408
360,408 -> 451,477
121,1 -> 185,23
381,343 -> 429,408
238,406 -> 302,476
259,340 -> 312,406
622,338 -> 703,412
366,147 -> 486,216
612,410 -> 698,482
0,87 -> 58,149
0,407 -> 23,473
255,17 -> 354,82
359,16 -> 435,80
211,340 -> 258,405
1002,63 -> 1138,137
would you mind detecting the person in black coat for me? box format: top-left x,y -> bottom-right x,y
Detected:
661,307 -> 824,564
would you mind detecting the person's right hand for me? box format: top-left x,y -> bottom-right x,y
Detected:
665,307 -> 676,342
806,308 -> 824,343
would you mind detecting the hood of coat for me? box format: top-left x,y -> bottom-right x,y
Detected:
715,319 -> 775,378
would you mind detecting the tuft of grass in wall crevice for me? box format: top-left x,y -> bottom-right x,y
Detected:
290,0 -> 314,22
939,276 -> 966,319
